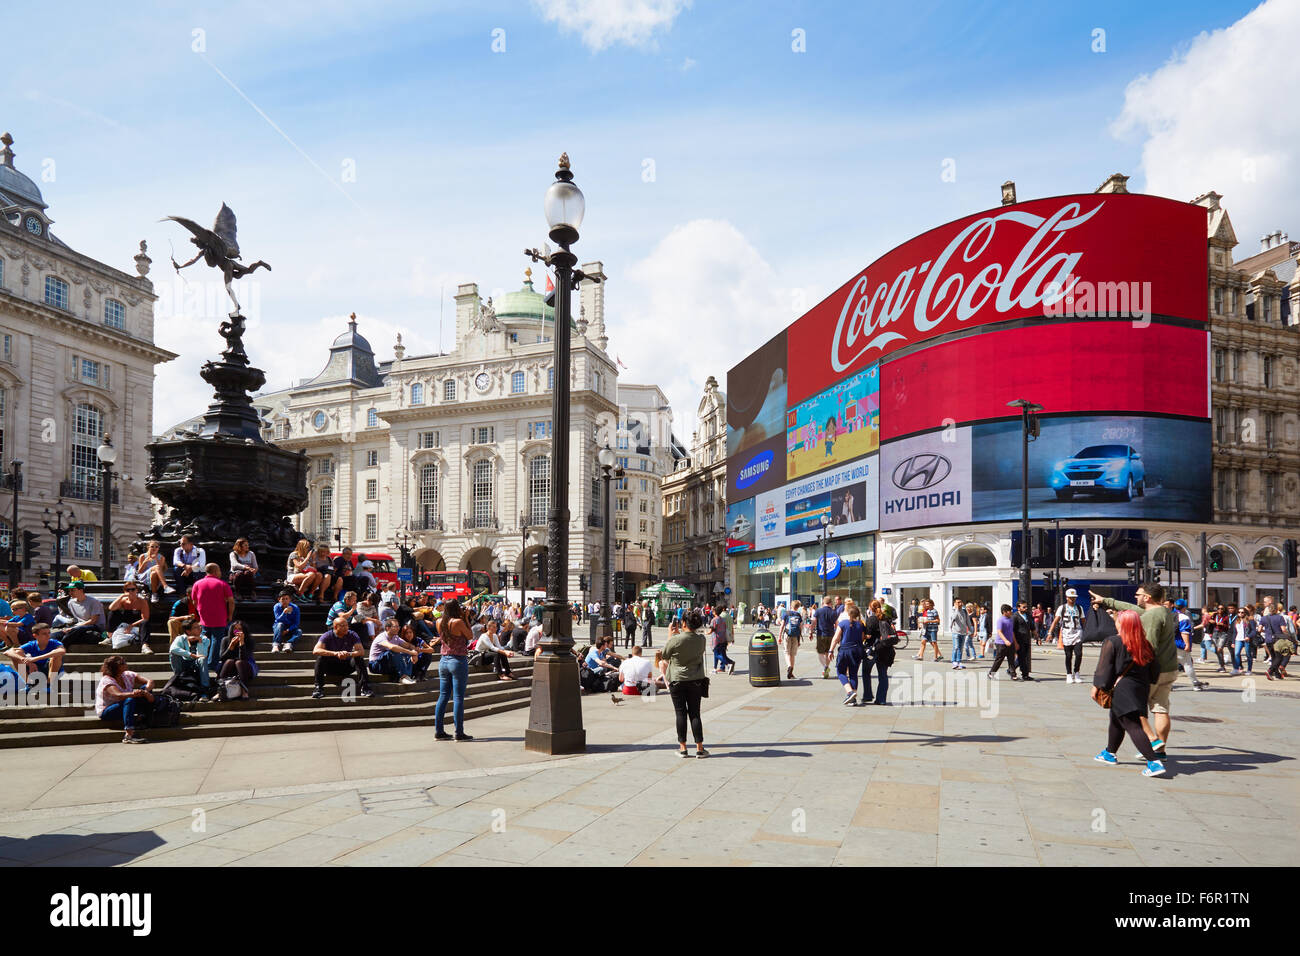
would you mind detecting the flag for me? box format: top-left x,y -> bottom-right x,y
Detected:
616,355 -> 628,369
545,275 -> 554,293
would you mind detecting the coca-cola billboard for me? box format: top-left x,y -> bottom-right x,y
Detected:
786,194 -> 1207,406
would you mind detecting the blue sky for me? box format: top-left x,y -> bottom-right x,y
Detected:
2,0 -> 1284,434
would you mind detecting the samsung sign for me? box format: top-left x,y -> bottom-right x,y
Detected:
736,450 -> 775,491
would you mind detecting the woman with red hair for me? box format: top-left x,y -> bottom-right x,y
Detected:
1092,609 -> 1165,775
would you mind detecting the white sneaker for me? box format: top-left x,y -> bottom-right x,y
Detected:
164,586 -> 177,595
399,676 -> 417,685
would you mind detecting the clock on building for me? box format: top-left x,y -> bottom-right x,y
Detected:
24,216 -> 42,236
474,371 -> 491,393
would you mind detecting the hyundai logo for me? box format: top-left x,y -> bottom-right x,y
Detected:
892,453 -> 952,491
736,450 -> 774,490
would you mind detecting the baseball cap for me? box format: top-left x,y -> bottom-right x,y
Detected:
1065,588 -> 1078,597
360,560 -> 374,569
1174,598 -> 1188,609
68,580 -> 86,591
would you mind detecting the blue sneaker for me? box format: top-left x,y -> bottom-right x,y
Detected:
1093,749 -> 1118,765
1143,760 -> 1167,777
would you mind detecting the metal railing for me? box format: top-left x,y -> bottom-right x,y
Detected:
462,513 -> 499,531
586,513 -> 603,528
59,479 -> 119,503
0,473 -> 21,492
409,515 -> 445,532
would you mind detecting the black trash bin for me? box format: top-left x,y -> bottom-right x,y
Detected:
749,629 -> 781,686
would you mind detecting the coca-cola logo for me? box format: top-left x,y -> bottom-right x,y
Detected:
831,201 -> 1104,372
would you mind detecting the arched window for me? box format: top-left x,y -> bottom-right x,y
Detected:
410,383 -> 424,405
529,455 -> 550,525
419,463 -> 438,525
318,486 -> 333,534
946,544 -> 997,569
1154,543 -> 1192,571
45,276 -> 69,310
72,525 -> 96,560
1252,547 -> 1283,572
367,407 -> 378,428
103,299 -> 126,330
70,403 -> 105,498
472,460 -> 493,527
895,547 -> 934,571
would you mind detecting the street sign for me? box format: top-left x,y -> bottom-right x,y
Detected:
880,587 -> 892,595
396,568 -> 413,582
724,587 -> 731,594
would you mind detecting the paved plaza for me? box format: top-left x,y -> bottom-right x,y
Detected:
1,629 -> 1294,867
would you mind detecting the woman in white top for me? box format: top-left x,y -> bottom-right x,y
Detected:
136,541 -> 171,599
285,540 -> 321,599
229,538 -> 260,600
474,620 -> 516,680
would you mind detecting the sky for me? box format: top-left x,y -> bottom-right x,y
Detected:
2,0 -> 1290,438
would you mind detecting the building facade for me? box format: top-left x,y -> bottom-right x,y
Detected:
608,381 -> 676,602
728,177 -> 1300,621
249,263 -> 671,602
661,375 -> 727,600
0,131 -> 176,582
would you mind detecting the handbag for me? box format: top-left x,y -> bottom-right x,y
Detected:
1094,661 -> 1132,710
700,676 -> 710,698
220,677 -> 248,700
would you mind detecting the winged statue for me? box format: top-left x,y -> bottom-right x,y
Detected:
162,203 -> 271,312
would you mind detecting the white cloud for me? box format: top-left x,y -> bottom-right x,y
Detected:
533,0 -> 691,51
1113,0 -> 1300,245
612,219 -> 806,440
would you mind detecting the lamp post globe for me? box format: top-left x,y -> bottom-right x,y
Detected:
544,154 -> 584,247
96,437 -> 116,579
96,439 -> 118,466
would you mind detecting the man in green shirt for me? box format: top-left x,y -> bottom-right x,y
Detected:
1091,582 -> 1178,758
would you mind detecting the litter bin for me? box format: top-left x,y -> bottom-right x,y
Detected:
749,629 -> 781,686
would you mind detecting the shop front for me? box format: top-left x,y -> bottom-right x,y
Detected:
791,534 -> 875,609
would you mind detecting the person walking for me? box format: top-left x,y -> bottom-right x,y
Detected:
829,603 -> 866,705
1092,583 -> 1178,760
1171,599 -> 1205,690
915,598 -> 941,661
434,598 -> 474,741
1091,609 -> 1166,777
782,600 -> 805,679
988,605 -> 1016,679
1012,600 -> 1034,680
949,598 -> 971,670
814,596 -> 838,679
863,600 -> 897,705
1050,588 -> 1086,682
1231,605 -> 1257,675
662,608 -> 709,758
710,608 -> 736,674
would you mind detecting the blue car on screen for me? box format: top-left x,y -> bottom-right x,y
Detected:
1050,444 -> 1145,501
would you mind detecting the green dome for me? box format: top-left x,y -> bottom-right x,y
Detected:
496,277 -> 555,323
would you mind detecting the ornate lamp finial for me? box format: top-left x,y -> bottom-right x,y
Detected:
557,152 -> 570,171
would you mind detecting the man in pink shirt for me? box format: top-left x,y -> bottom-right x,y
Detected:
190,563 -> 235,673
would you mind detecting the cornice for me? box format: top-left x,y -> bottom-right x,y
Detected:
0,288 -> 177,363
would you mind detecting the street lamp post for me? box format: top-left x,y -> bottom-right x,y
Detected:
6,460 -> 20,591
818,514 -> 835,605
596,445 -> 621,643
519,510 -> 530,608
96,439 -> 119,580
42,502 -> 69,594
1007,400 -> 1043,608
522,152 -> 595,755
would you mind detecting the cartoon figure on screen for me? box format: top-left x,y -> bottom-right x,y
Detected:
824,416 -> 837,460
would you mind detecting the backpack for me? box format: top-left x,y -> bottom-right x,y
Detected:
149,693 -> 183,728
785,613 -> 801,637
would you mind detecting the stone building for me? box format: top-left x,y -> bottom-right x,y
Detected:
0,131 -> 175,580
661,375 -> 728,601
249,264 -> 672,600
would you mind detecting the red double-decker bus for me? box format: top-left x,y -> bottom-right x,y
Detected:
420,570 -> 493,601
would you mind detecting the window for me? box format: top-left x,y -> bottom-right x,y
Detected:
1,334 -> 9,361
593,370 -> 603,394
366,450 -> 378,467
1214,406 -> 1225,445
1215,471 -> 1228,512
616,517 -> 628,532
472,426 -> 495,445
639,519 -> 648,533
512,371 -> 525,394
443,380 -> 456,402
547,367 -> 554,391
365,478 -> 378,501
529,455 -> 550,524
617,457 -> 629,469
615,477 -> 627,490
1265,473 -> 1278,512
317,458 -> 334,475
71,355 -> 108,387
411,383 -> 425,405
528,420 -> 550,440
1232,350 -> 1242,382
366,514 -> 378,539
1229,288 -> 1236,313
103,299 -> 126,331
1214,349 -> 1224,383
73,525 -> 95,560
639,499 -> 648,513
616,497 -> 629,511
1213,287 -> 1224,315
1264,355 -> 1274,388
418,430 -> 439,449
640,479 -> 648,492
617,433 -> 630,450
313,410 -> 327,430
419,463 -> 439,524
1264,296 -> 1273,323
70,403 -> 104,497
45,276 -> 69,310
472,459 -> 493,525
318,486 -> 333,531
1265,412 -> 1277,449
367,408 -> 378,428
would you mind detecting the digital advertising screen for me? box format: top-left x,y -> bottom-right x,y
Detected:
878,427 -> 973,531
725,498 -> 756,554
726,329 -> 787,500
753,455 -> 879,550
969,414 -> 1211,523
785,364 -> 880,481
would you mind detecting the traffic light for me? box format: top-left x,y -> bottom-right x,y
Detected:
1027,414 -> 1040,440
1209,549 -> 1224,572
1285,539 -> 1298,578
1149,566 -> 1161,585
614,572 -> 625,600
531,549 -> 547,584
22,531 -> 39,569
578,573 -> 588,592
497,568 -> 507,592
1127,564 -> 1141,585
511,573 -> 520,589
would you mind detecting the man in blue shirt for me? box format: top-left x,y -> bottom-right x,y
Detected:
814,597 -> 839,680
7,622 -> 65,682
